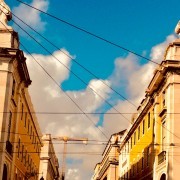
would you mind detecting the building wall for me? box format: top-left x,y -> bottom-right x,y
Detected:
92,131 -> 125,180
38,134 -> 60,180
119,35 -> 180,180
119,103 -> 154,180
0,30 -> 42,179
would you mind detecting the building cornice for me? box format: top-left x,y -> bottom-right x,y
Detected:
0,48 -> 31,87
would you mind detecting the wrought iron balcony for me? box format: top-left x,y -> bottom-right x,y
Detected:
158,151 -> 166,165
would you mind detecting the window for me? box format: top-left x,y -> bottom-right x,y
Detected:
162,119 -> 166,151
32,132 -> 34,143
21,103 -> 24,120
25,150 -> 27,166
127,141 -> 129,153
133,165 -> 135,176
142,156 -> 144,170
30,159 -> 32,172
30,126 -> 32,139
138,126 -> 140,140
124,144 -> 126,158
34,137 -> 36,148
131,137 -> 133,149
27,154 -> 30,169
134,132 -> 136,145
28,120 -> 30,134
162,91 -> 166,107
21,145 -> 24,162
143,120 -> 145,134
122,147 -> 124,160
137,161 -> 139,173
7,112 -> 12,141
148,112 -> 150,128
12,79 -> 16,96
147,147 -> 150,166
36,142 -> 38,152
18,139 -> 20,158
24,112 -> 27,127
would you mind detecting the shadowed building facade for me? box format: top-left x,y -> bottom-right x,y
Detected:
0,1 -> 43,179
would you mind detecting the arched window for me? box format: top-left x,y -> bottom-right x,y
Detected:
2,164 -> 8,180
160,173 -> 166,180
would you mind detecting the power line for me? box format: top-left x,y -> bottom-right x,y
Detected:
3,111 -> 180,115
4,150 -> 180,156
1,6 -> 180,153
11,18 -> 131,124
10,17 -> 132,138
0,18 -> 110,140
11,19 -> 180,154
11,11 -> 137,108
11,6 -> 180,147
1,139 -> 180,146
21,43 -> 110,140
16,0 -> 160,66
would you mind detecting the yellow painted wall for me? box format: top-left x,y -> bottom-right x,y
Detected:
9,59 -> 42,179
129,108 -> 154,165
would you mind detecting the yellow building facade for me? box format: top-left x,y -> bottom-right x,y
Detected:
119,21 -> 180,180
119,98 -> 155,179
0,3 -> 43,179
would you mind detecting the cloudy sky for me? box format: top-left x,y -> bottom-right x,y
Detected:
5,0 -> 180,179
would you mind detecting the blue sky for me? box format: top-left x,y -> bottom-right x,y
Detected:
7,0 -> 179,91
5,0 -> 180,179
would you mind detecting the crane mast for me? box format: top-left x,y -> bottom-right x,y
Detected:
52,136 -> 88,180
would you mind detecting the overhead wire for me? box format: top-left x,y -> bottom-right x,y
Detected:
1,5 -> 180,156
21,43 -> 110,140
3,17 -> 180,146
0,4 -> 162,148
11,11 -> 137,108
16,0 -> 160,66
1,138 -> 180,146
8,15 -> 134,140
5,10 -> 180,149
0,19 -> 109,140
2,111 -> 180,115
3,150 -> 180,156
11,18 -> 131,124
10,5 -> 179,147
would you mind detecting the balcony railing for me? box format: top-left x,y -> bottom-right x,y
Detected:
158,151 -> 166,165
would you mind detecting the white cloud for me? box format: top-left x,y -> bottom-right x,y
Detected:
150,34 -> 176,63
13,0 -> 49,32
26,49 -> 109,179
103,34 -> 176,136
66,169 -> 80,180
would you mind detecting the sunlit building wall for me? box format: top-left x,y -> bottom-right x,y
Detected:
92,130 -> 126,180
39,134 -> 60,180
119,22 -> 180,180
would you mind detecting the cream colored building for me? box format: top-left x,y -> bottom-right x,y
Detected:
0,1 -> 43,179
38,134 -> 60,180
118,21 -> 180,180
92,130 -> 126,180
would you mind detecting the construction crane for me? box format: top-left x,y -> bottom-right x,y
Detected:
52,136 -> 88,180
